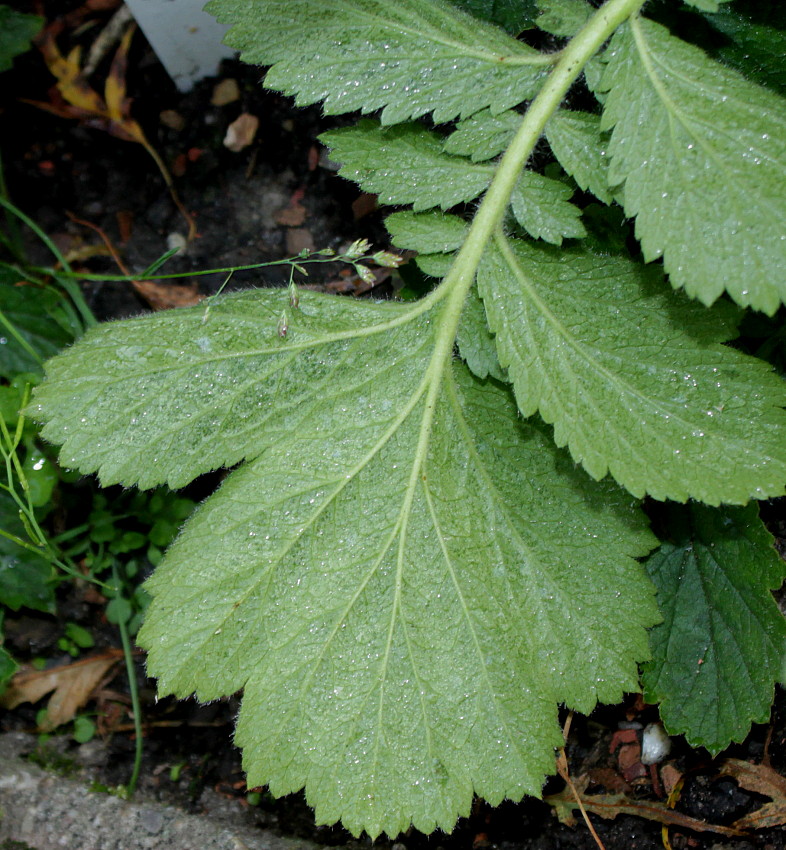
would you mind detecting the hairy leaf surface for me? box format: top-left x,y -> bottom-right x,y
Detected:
600,18 -> 786,314
443,108 -> 521,161
510,171 -> 586,244
205,0 -> 547,124
477,235 -> 786,503
321,121 -> 493,210
545,110 -> 611,203
642,503 -> 786,753
30,290 -> 433,489
141,359 -> 656,836
33,286 -> 659,836
456,286 -> 505,381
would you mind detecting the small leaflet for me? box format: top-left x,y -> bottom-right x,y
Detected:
320,121 -> 493,210
443,108 -> 522,162
509,171 -> 586,244
535,0 -> 591,37
457,286 -> 506,381
545,110 -> 611,203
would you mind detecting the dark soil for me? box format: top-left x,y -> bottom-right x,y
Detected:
2,5 -> 786,850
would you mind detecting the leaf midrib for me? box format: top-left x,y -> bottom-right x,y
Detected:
308,1 -> 553,68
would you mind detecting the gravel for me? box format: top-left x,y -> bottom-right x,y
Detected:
0,733 -> 323,850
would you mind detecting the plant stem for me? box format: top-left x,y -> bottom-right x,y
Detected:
434,0 -> 648,332
406,0 -> 649,518
0,196 -> 97,329
114,563 -> 144,796
413,0 -> 648,462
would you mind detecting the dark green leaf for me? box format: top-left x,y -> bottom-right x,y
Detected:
642,503 -> 786,753
0,6 -> 42,73
0,493 -> 54,613
0,273 -> 77,378
448,0 -> 537,33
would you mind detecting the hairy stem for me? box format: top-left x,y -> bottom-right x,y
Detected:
431,0 -> 648,338
415,0 -> 648,452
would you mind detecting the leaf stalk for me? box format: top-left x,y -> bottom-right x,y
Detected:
418,0 -> 649,429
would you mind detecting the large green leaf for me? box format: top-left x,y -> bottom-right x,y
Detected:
477,235 -> 786,504
642,503 -> 786,754
600,17 -> 786,314
32,287 -> 659,836
205,0 -> 547,125
321,121 -> 493,210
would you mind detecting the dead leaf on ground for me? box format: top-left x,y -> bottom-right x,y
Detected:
224,113 -> 259,152
159,109 -> 185,131
660,764 -> 683,797
0,650 -> 123,731
26,22 -> 196,241
132,280 -> 203,310
720,758 -> 786,829
545,784 -> 746,838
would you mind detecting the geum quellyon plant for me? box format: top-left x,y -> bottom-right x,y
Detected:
28,0 -> 786,838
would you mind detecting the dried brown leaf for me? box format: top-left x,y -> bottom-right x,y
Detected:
720,758 -> 786,830
132,280 -> 204,310
0,651 -> 123,731
545,786 -> 746,838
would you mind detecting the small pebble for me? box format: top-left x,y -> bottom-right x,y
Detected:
167,232 -> 188,255
641,722 -> 672,764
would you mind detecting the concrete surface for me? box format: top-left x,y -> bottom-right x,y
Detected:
0,733 -> 322,850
